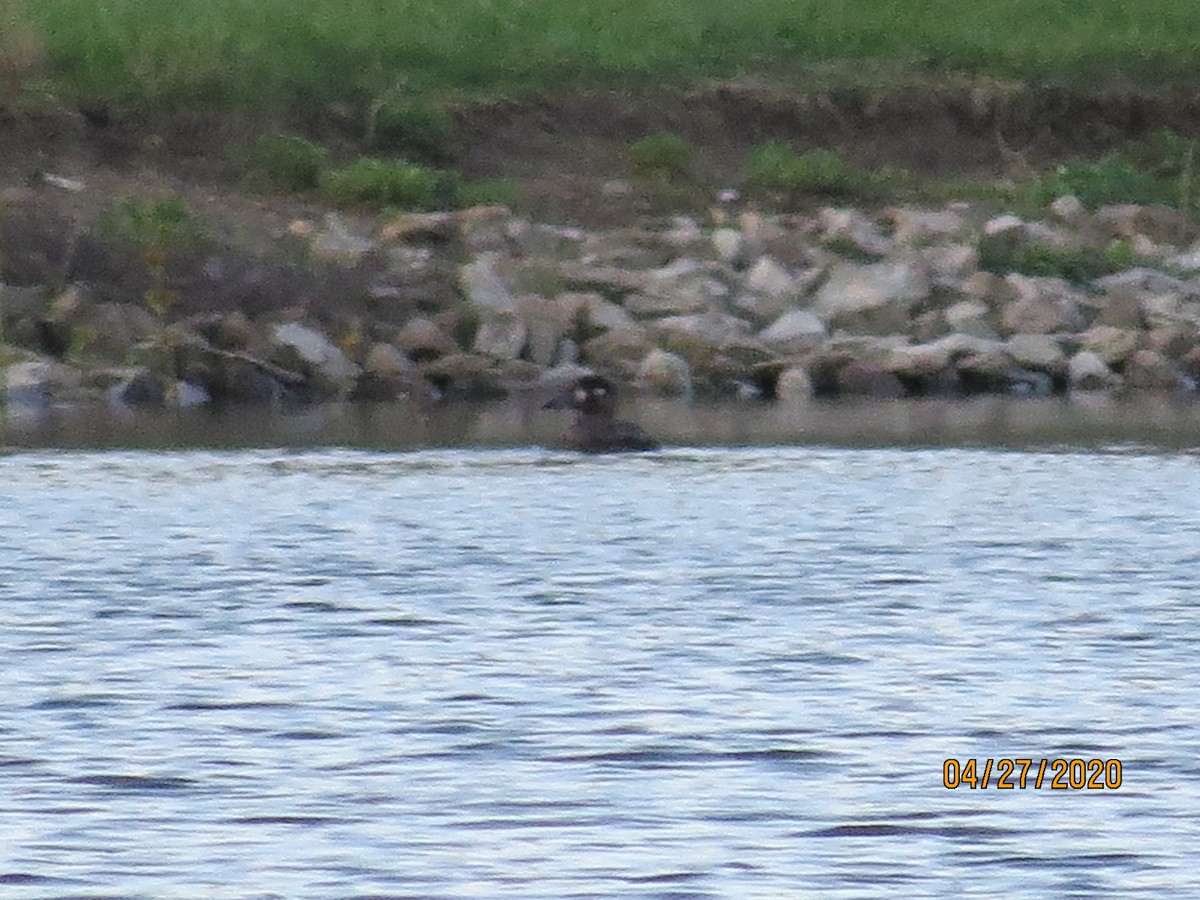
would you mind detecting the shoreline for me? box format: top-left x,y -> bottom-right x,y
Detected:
4,80 -> 1200,422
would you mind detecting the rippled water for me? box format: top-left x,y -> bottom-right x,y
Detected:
2,446 -> 1199,898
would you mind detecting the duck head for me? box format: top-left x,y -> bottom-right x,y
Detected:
542,374 -> 619,417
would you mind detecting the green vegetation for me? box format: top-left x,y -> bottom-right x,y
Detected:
745,144 -> 881,202
102,199 -> 197,317
370,99 -> 456,163
1022,129 -> 1200,215
455,177 -> 521,209
247,134 -> 329,191
977,233 -> 1140,284
629,133 -> 694,182
17,0 -> 1200,115
322,158 -> 446,209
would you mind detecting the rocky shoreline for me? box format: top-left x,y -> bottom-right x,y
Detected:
4,191 -> 1200,414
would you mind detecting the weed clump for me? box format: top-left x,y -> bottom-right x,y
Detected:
1026,156 -> 1169,210
247,134 -> 329,191
322,158 -> 444,209
370,100 -> 457,164
629,132 -> 694,181
745,143 -> 874,202
978,232 -> 1137,284
456,177 -> 521,209
102,198 -> 197,318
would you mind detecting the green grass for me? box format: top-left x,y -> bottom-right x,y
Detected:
746,143 -> 883,202
322,158 -> 446,209
246,134 -> 329,191
20,0 -> 1200,115
628,133 -> 695,181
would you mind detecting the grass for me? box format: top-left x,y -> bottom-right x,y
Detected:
628,133 -> 695,181
746,143 -> 883,202
17,0 -> 1200,115
977,233 -> 1142,283
247,134 -> 329,191
322,158 -> 447,209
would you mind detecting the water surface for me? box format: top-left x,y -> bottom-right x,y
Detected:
2,446 -> 1198,897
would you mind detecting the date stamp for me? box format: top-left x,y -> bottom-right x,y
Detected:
943,758 -> 1122,790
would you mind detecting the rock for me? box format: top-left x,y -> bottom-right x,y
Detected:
775,366 -> 814,404
4,358 -> 83,407
364,342 -> 414,375
746,256 -> 797,298
0,284 -> 47,320
1006,334 -> 1066,372
394,317 -> 457,359
1166,240 -> 1200,272
883,341 -> 954,379
999,275 -> 1085,334
812,257 -> 931,335
887,207 -> 968,245
1092,286 -> 1146,329
582,293 -> 636,331
518,294 -> 571,367
1144,326 -> 1200,361
955,348 -> 1020,394
654,311 -> 751,350
1094,204 -> 1187,243
712,227 -> 744,264
1092,267 -> 1195,297
663,216 -> 703,247
420,352 -> 502,398
1079,325 -> 1140,366
173,381 -> 211,408
458,205 -> 514,254
558,262 -> 648,299
944,299 -> 995,337
109,367 -> 167,407
79,302 -> 159,361
624,289 -> 709,317
1068,351 -> 1121,391
378,211 -> 456,243
581,326 -> 655,369
473,313 -> 527,360
637,348 -> 692,396
837,361 -> 906,398
310,214 -> 374,265
921,243 -> 979,287
758,309 -> 827,354
270,323 -> 359,394
1124,349 -> 1179,390
1049,195 -> 1087,224
984,214 -> 1025,236
819,207 -> 891,256
1140,293 -> 1200,330
459,252 -> 518,313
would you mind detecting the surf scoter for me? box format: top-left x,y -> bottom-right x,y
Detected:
542,375 -> 659,453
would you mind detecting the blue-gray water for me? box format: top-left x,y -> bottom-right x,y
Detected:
3,445 -> 1199,898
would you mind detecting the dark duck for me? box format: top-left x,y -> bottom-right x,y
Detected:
542,375 -> 659,453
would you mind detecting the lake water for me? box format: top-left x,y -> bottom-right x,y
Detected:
3,410 -> 1200,897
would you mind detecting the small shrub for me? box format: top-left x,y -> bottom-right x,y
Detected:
322,158 -> 442,209
628,132 -> 694,181
1025,155 -> 1169,209
1128,128 -> 1200,180
745,143 -> 870,200
978,232 -> 1128,283
247,134 -> 329,191
371,100 -> 456,163
455,177 -> 521,209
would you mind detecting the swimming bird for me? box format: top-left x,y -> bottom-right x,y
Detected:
542,374 -> 659,453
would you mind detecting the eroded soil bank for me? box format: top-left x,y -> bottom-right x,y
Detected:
3,80 -> 1200,419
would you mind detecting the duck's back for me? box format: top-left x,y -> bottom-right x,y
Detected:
567,417 -> 659,453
